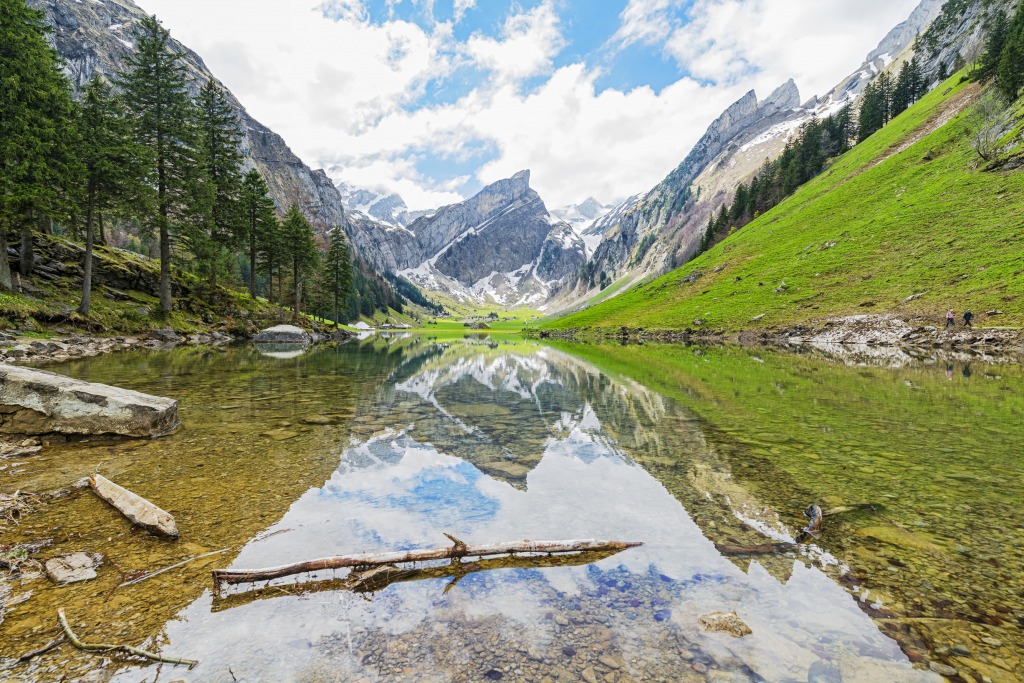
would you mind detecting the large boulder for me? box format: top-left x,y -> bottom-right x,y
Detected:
252,324 -> 312,344
0,365 -> 179,437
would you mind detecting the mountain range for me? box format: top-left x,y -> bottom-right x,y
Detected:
30,0 -> 997,315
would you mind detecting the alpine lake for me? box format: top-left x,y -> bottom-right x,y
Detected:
1,333 -> 1022,683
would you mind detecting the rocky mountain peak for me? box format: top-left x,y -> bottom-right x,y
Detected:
760,79 -> 800,116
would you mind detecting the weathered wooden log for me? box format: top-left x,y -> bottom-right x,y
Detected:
212,536 -> 642,587
89,474 -> 179,539
58,608 -> 198,668
212,546 -> 631,611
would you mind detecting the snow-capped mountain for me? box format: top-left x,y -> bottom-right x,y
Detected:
335,181 -> 432,228
345,171 -> 587,308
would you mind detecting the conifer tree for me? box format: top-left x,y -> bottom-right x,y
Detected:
118,14 -> 197,315
280,204 -> 318,318
980,10 -> 1009,79
191,80 -> 244,284
320,227 -> 353,327
997,4 -> 1024,101
77,76 -> 145,315
0,0 -> 80,289
241,169 -> 278,297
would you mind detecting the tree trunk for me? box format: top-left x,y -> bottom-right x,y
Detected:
78,188 -> 96,315
292,258 -> 300,320
159,217 -> 171,314
0,229 -> 14,292
97,212 -> 106,245
248,229 -> 256,297
19,208 -> 34,278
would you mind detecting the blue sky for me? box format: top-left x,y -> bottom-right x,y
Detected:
136,0 -> 921,209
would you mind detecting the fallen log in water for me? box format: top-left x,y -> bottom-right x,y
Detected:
212,535 -> 642,588
89,474 -> 179,539
212,546 -> 629,611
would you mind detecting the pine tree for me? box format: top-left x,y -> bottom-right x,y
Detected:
997,4 -> 1024,102
980,10 -> 1009,79
320,227 -> 353,327
117,14 -> 198,315
191,80 -> 244,284
77,76 -> 145,315
0,0 -> 80,289
280,204 -> 318,319
240,169 -> 277,297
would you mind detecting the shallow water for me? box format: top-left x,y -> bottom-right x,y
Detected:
1,337 -> 1021,682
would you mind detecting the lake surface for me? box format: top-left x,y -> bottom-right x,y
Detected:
1,337 -> 1022,682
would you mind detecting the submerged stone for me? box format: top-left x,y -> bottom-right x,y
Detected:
698,612 -> 752,637
45,552 -> 103,584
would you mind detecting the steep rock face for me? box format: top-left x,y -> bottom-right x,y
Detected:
29,0 -> 350,233
914,0 -> 1016,82
346,171 -> 584,306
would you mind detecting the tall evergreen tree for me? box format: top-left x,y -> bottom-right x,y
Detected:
76,76 -> 145,315
0,0 -> 80,289
997,4 -> 1024,102
190,80 -> 244,284
240,169 -> 277,297
117,14 -> 197,315
320,227 -> 353,327
280,204 -> 318,319
980,10 -> 1009,79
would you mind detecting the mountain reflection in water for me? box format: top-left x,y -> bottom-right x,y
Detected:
108,340 -> 935,683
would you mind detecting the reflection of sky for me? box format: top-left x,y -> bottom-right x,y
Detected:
114,345 -> 938,683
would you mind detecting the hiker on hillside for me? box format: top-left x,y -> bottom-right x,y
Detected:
963,309 -> 974,327
945,309 -> 956,329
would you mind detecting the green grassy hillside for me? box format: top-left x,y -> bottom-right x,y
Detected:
548,77 -> 1024,332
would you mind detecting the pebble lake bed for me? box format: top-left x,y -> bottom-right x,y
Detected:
1,335 -> 1022,682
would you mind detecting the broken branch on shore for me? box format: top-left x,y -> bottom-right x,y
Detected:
212,546 -> 631,611
212,535 -> 642,588
57,608 -> 197,669
88,474 -> 179,539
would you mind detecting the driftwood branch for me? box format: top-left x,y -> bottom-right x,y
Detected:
212,536 -> 642,588
118,548 -> 229,588
57,608 -> 198,669
212,546 -> 631,612
17,635 -> 65,662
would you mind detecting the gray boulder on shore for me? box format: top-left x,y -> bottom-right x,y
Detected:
252,324 -> 312,344
0,365 -> 179,437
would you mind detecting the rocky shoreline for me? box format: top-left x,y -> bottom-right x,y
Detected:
537,314 -> 1024,356
0,326 -> 354,366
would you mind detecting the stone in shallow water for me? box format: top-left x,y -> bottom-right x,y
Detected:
0,365 -> 179,437
45,552 -> 103,584
698,612 -> 752,637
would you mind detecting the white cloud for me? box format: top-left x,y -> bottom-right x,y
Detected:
134,0 -> 922,211
453,0 -> 476,23
466,1 -> 565,86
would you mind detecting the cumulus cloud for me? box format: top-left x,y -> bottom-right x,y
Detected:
465,2 -> 565,87
135,0 -> 920,210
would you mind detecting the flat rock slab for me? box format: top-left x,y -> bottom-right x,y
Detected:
252,325 -> 311,344
89,474 -> 179,539
0,365 -> 179,438
45,552 -> 103,584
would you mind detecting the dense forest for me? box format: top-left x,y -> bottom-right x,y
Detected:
0,0 -> 417,325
